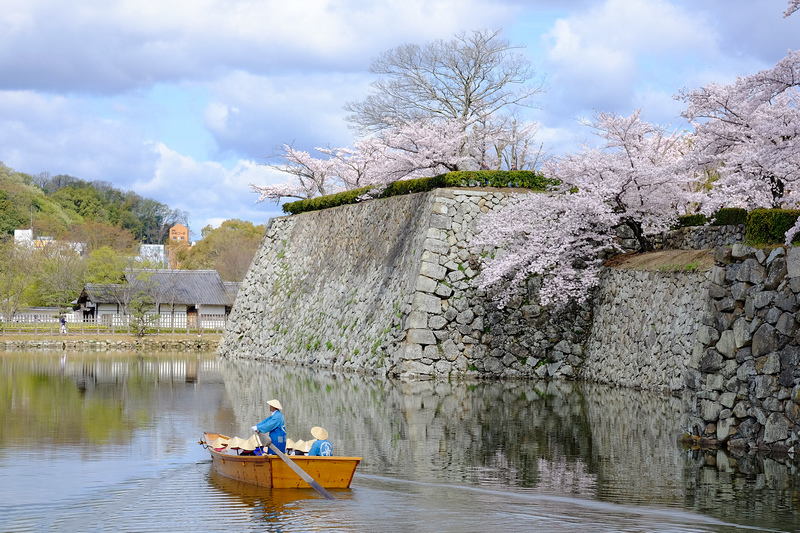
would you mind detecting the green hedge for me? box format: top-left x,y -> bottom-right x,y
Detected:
675,208 -> 748,229
712,208 -> 747,226
282,170 -> 554,215
746,208 -> 800,245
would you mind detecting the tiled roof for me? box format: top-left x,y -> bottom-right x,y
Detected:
80,270 -> 237,306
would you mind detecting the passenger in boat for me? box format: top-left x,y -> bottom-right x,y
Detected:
251,399 -> 287,454
308,426 -> 333,456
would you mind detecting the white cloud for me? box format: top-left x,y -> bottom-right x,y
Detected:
542,0 -> 717,114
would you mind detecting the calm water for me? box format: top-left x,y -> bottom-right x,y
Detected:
1,351 -> 799,532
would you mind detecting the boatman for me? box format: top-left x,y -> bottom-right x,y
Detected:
251,399 -> 287,454
308,426 -> 333,456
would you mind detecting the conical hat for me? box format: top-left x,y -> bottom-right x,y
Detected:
293,439 -> 306,452
240,434 -> 259,451
311,426 -> 328,440
210,436 -> 229,451
286,438 -> 296,449
267,399 -> 283,410
301,439 -> 315,453
226,436 -> 244,449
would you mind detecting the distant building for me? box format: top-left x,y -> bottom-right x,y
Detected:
138,244 -> 166,266
169,223 -> 189,243
167,223 -> 190,268
14,228 -> 86,255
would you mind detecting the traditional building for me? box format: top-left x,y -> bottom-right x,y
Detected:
76,269 -> 239,328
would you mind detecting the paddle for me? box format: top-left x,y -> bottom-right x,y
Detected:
254,432 -> 336,500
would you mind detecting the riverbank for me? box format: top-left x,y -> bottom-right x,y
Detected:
0,333 -> 221,351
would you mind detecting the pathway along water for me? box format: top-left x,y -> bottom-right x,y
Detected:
0,350 -> 798,532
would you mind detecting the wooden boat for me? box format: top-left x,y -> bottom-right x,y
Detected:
201,432 -> 361,489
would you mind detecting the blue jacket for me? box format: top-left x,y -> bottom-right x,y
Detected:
308,439 -> 332,456
256,410 -> 287,453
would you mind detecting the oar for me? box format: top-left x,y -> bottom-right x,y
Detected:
254,433 -> 336,500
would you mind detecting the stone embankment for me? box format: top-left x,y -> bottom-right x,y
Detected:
687,245 -> 800,453
0,338 -> 219,351
220,188 -> 591,380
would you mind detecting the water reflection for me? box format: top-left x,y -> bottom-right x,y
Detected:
1,352 -> 799,531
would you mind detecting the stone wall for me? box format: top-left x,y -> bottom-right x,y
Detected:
220,188 -> 590,380
581,268 -> 709,392
685,244 -> 800,453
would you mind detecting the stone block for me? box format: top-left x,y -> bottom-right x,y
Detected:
764,257 -> 787,290
456,309 -> 475,325
700,399 -> 721,421
753,291 -> 776,309
424,344 -> 442,361
787,246 -> 800,278
415,275 -> 438,293
762,352 -> 781,375
430,213 -> 452,230
752,323 -> 780,357
406,311 -> 428,330
484,357 -> 504,374
404,343 -> 424,361
733,318 -> 752,348
764,412 -> 789,443
715,330 -> 736,358
413,292 -> 442,314
434,284 -> 453,298
714,247 -> 733,263
700,349 -> 724,372
732,243 -> 756,259
419,261 -> 447,281
423,238 -> 450,255
776,312 -> 796,336
441,339 -> 460,361
717,417 -> 735,441
407,329 -> 437,345
731,282 -> 750,301
428,315 -> 448,330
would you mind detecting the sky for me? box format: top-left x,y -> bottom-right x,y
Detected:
1,0 -> 798,238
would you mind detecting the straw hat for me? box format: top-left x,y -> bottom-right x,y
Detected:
226,436 -> 245,450
267,399 -> 283,411
294,439 -> 313,453
241,435 -> 260,451
210,436 -> 229,451
286,438 -> 296,450
311,426 -> 328,440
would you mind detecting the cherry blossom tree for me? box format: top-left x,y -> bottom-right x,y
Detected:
677,50 -> 800,214
250,144 -> 340,204
252,118 -> 517,204
475,111 -> 697,308
474,191 -> 619,308
785,0 -> 799,17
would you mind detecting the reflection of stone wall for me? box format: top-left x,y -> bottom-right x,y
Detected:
219,359 -> 686,499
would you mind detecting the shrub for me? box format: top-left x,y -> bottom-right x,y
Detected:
676,214 -> 707,227
711,208 -> 747,226
282,170 -> 552,215
746,208 -> 800,245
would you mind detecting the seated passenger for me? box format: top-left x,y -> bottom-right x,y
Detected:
308,426 -> 333,456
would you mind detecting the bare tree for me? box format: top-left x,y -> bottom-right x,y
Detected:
344,28 -> 545,134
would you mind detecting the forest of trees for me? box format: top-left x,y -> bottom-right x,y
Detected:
0,163 -> 265,320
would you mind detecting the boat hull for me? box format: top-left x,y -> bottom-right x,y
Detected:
203,433 -> 361,489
